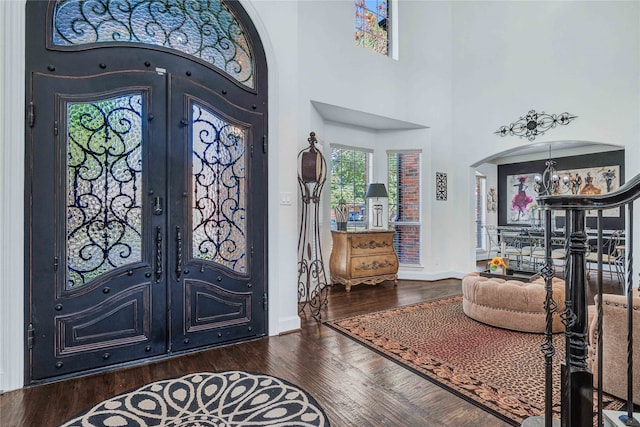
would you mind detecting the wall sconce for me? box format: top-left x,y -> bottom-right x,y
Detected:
366,183 -> 389,230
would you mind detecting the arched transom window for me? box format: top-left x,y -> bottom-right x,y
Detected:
52,0 -> 255,88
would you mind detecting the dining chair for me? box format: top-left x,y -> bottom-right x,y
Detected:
484,225 -> 502,259
585,230 -> 624,285
530,235 -> 566,274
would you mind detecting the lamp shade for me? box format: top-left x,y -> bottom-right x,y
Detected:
365,183 -> 388,198
366,183 -> 389,230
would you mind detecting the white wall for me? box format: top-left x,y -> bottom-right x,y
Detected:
0,0 -> 6,392
452,0 -> 640,274
1,0 -> 26,393
453,1 -> 640,161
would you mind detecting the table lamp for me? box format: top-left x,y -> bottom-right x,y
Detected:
366,183 -> 389,230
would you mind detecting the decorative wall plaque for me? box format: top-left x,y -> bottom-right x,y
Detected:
495,110 -> 577,141
436,172 -> 447,201
487,187 -> 497,212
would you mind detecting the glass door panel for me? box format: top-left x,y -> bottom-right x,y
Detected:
192,103 -> 247,273
66,94 -> 144,288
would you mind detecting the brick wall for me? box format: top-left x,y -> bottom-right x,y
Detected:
393,153 -> 420,264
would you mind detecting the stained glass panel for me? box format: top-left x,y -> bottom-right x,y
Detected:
192,103 -> 247,273
354,0 -> 389,56
53,0 -> 254,88
66,94 -> 143,288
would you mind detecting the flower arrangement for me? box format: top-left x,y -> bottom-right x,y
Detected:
488,257 -> 508,272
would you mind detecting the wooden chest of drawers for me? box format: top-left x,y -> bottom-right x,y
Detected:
329,230 -> 399,292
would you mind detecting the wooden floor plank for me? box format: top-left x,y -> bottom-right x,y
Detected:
1,272 -> 616,427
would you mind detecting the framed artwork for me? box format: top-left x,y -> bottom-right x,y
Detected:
498,150 -> 624,229
506,174 -> 538,224
505,165 -> 621,225
555,165 -> 620,217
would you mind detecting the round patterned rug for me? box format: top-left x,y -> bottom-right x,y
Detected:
60,371 -> 330,426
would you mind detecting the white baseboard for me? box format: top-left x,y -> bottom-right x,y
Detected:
274,315 -> 301,335
398,270 -> 466,281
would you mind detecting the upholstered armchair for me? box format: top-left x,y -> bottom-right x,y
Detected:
587,288 -> 640,405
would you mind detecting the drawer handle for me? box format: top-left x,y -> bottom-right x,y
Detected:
354,259 -> 395,272
352,240 -> 392,250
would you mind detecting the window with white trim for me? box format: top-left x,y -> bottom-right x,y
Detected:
475,175 -> 486,250
330,146 -> 372,230
387,151 -> 420,265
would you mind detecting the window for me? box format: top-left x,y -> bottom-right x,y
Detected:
52,0 -> 255,88
355,0 -> 389,56
387,151 -> 420,265
330,146 -> 372,230
475,175 -> 486,250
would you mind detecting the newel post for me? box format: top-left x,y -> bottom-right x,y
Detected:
561,209 -> 593,427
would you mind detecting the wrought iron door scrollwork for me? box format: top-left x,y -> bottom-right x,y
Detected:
66,94 -> 143,288
191,103 -> 247,273
52,0 -> 255,88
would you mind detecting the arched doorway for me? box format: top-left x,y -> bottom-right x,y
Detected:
25,0 -> 268,383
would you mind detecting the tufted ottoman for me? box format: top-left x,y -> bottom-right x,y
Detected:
461,272 -> 566,333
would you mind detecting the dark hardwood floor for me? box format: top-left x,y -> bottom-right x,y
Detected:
0,267 -> 623,427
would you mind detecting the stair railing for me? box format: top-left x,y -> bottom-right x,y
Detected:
531,173 -> 640,427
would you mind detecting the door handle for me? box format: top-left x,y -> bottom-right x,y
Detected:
155,226 -> 162,282
176,226 -> 182,280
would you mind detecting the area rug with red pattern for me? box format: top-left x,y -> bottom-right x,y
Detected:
325,295 -> 624,426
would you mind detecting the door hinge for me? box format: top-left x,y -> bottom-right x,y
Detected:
27,323 -> 35,350
262,135 -> 267,154
54,120 -> 59,136
54,256 -> 59,271
263,293 -> 268,311
250,244 -> 254,258
27,102 -> 35,128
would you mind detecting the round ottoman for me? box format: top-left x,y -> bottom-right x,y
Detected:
461,272 -> 565,333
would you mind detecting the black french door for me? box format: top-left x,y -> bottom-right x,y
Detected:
167,75 -> 267,353
27,69 -> 267,381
